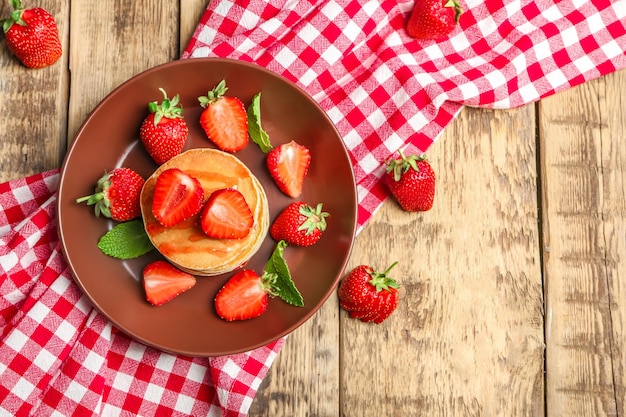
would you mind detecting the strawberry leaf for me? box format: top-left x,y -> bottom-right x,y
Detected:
247,92 -> 273,153
97,220 -> 154,259
266,240 -> 304,307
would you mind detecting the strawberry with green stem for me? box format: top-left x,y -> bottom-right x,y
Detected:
384,150 -> 436,212
1,0 -> 62,68
198,79 -> 249,153
140,88 -> 189,165
338,262 -> 400,324
269,202 -> 329,247
214,240 -> 304,321
76,167 -> 145,222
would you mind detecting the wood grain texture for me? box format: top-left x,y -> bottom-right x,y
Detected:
254,104 -> 546,415
541,70 -> 626,417
67,1 -> 180,142
180,0 -> 210,54
337,105 -> 545,416
250,300 -> 341,416
2,1 -> 625,415
0,0 -> 69,182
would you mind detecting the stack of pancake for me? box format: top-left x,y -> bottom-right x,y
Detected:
140,148 -> 269,276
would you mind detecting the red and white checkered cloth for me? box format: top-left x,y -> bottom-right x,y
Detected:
1,0 -> 625,416
184,0 -> 626,228
0,171 -> 284,416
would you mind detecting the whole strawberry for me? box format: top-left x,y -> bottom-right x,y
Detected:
76,167 -> 145,221
384,150 -> 435,212
270,202 -> 329,247
139,88 -> 189,165
1,0 -> 62,68
406,0 -> 463,40
338,262 -> 400,324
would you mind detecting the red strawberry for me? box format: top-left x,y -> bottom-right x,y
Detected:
269,202 -> 329,247
198,80 -> 249,153
76,167 -> 145,221
139,88 -> 189,165
214,269 -> 274,321
384,150 -> 435,212
267,140 -> 311,198
338,262 -> 400,324
151,168 -> 204,227
143,260 -> 196,306
406,0 -> 463,40
199,188 -> 254,239
1,0 -> 62,68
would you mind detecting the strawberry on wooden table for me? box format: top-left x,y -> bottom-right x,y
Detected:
151,168 -> 204,227
143,260 -> 196,306
139,88 -> 189,164
406,0 -> 463,40
198,79 -> 249,153
214,241 -> 304,321
76,167 -> 145,221
384,150 -> 436,212
338,262 -> 400,324
199,188 -> 254,239
1,0 -> 62,68
270,202 -> 329,247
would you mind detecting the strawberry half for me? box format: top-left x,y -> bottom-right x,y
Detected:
214,269 -> 274,321
76,167 -> 145,222
198,80 -> 249,153
143,260 -> 196,306
151,168 -> 204,227
266,140 -> 311,198
199,188 -> 254,239
139,88 -> 189,165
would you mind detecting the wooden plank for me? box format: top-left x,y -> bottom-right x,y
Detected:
250,301 -> 341,416
603,68 -> 626,417
0,0 -> 69,182
67,1 -> 180,143
339,105 -> 544,416
542,69 -> 626,416
180,0 -> 209,54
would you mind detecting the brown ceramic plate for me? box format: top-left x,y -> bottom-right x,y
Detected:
57,58 -> 357,356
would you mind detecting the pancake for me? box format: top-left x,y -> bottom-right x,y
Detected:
140,148 -> 269,276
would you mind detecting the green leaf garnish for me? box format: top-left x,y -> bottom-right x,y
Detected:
247,92 -> 273,153
97,220 -> 154,259
266,240 -> 304,307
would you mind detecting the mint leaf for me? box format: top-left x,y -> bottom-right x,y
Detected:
247,92 -> 273,153
266,240 -> 304,307
97,220 -> 154,259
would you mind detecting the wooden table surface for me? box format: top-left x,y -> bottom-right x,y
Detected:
2,1 -> 625,416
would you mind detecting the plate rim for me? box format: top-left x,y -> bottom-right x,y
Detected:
57,57 -> 358,356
